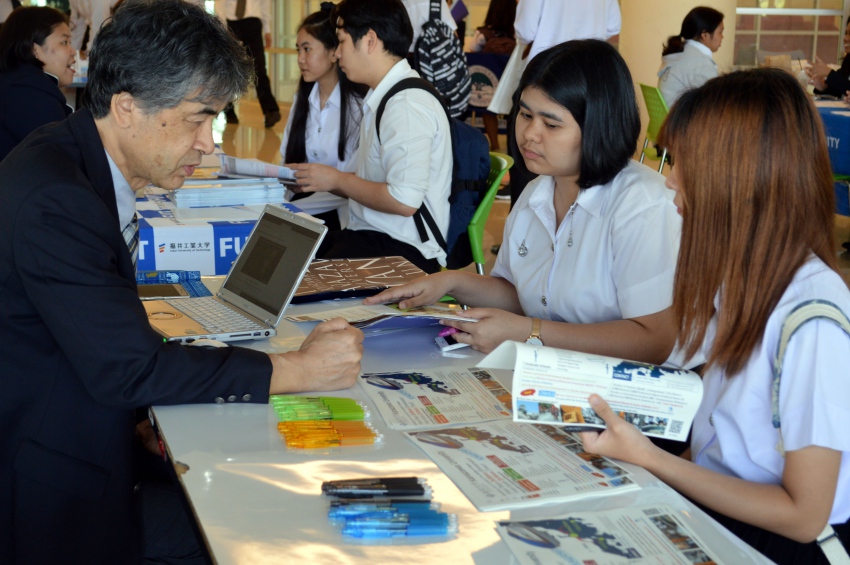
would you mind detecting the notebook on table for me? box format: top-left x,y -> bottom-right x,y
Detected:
143,205 -> 327,343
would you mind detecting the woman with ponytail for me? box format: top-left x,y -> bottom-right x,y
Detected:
657,6 -> 724,107
280,3 -> 367,230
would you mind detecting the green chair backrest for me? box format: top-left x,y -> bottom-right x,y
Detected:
468,152 -> 513,268
639,84 -> 670,144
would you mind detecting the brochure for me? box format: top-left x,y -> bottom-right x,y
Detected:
358,366 -> 512,429
292,256 -> 426,304
497,505 -> 723,565
284,302 -> 477,331
218,155 -> 296,180
478,342 -> 703,442
405,420 -> 639,511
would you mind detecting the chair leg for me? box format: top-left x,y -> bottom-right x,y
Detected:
639,138 -> 649,164
657,148 -> 668,174
475,263 -> 485,276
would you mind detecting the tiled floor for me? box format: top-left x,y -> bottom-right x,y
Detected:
223,98 -> 850,285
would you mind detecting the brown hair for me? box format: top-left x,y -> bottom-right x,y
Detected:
659,68 -> 838,375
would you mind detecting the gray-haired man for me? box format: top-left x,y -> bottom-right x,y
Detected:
0,1 -> 362,563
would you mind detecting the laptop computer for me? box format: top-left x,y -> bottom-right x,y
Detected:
143,205 -> 327,343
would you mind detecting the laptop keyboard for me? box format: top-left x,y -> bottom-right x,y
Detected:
165,297 -> 265,333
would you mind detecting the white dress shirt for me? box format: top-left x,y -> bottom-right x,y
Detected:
280,82 -> 362,226
401,0 -> 457,50
691,257 -> 850,524
105,150 -> 135,231
491,160 -> 680,327
514,0 -> 621,62
350,59 -> 452,265
69,0 -> 119,52
219,0 -> 270,34
658,40 -> 718,107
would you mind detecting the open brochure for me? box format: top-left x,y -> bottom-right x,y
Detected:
497,504 -> 723,565
478,342 -> 703,442
283,302 -> 477,331
218,155 -> 296,181
405,420 -> 639,512
357,366 -> 512,429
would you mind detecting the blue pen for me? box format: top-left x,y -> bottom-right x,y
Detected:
342,516 -> 458,538
341,510 -> 449,525
329,506 -> 442,520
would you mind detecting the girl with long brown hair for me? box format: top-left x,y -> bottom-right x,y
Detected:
581,68 -> 850,564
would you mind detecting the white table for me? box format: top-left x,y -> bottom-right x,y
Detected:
152,296 -> 773,565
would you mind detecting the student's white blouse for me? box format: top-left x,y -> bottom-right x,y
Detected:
691,257 -> 850,524
491,160 -> 681,327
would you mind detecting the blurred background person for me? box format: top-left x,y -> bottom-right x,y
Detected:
0,6 -> 75,162
280,4 -> 367,230
221,0 -> 281,127
469,0 -> 516,151
808,18 -> 850,98
658,6 -> 724,107
69,0 -> 119,55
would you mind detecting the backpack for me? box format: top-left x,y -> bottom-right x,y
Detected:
376,77 -> 490,269
412,0 -> 471,118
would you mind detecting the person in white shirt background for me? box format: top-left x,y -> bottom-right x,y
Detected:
507,0 -> 621,204
366,40 -> 682,368
0,0 -> 20,31
68,0 -> 119,54
400,0 -> 456,53
287,0 -> 452,275
657,6 -> 724,107
580,68 -> 850,565
279,3 -> 367,231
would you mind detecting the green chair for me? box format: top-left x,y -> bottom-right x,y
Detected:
638,84 -> 670,174
468,152 -> 513,275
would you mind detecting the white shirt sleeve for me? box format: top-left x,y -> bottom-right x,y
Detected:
514,0 -> 543,45
606,0 -> 622,37
779,318 -> 850,453
69,0 -> 88,52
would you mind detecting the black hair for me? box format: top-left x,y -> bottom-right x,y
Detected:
85,0 -> 254,119
0,6 -> 68,71
663,7 -> 724,56
511,40 -> 640,189
334,0 -> 413,59
483,0 -> 516,38
286,7 -> 367,164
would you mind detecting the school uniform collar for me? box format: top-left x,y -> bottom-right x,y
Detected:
364,58 -> 414,114
528,176 -> 607,221
685,39 -> 714,60
308,81 -> 342,112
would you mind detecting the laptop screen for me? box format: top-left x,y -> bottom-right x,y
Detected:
221,208 -> 325,318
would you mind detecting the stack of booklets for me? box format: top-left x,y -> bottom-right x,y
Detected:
167,177 -> 285,208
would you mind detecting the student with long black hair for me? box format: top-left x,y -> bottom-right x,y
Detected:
280,3 -> 366,230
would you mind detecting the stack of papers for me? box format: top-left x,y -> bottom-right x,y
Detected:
168,177 -> 286,208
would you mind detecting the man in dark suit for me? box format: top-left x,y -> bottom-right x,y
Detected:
0,1 -> 363,563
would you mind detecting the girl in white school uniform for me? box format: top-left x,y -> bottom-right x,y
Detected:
280,3 -> 366,230
581,68 -> 850,564
366,40 -> 682,366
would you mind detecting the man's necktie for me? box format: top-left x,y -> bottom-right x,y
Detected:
122,214 -> 139,271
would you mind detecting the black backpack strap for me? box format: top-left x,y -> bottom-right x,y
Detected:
429,0 -> 440,22
374,77 -> 451,252
375,77 -> 448,143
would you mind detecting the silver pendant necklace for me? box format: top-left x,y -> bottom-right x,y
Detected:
566,202 -> 578,247
518,239 -> 528,257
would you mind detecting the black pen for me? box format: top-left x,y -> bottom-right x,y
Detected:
325,485 -> 432,498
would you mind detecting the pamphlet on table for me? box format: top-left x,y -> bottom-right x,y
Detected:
478,342 -> 702,442
404,420 -> 638,512
292,256 -> 426,304
284,302 -> 476,331
497,504 -> 724,565
357,366 -> 512,429
218,155 -> 296,180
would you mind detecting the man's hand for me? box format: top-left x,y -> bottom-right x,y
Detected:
269,318 -> 364,394
286,162 -> 342,193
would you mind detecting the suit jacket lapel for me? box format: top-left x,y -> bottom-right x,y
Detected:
66,109 -> 120,227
